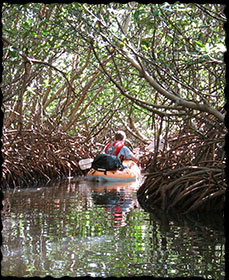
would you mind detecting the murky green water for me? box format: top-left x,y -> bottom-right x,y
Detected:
2,177 -> 225,278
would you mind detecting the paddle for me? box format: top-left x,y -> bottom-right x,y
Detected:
78,158 -> 93,170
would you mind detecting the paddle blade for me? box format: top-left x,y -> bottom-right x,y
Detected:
79,158 -> 93,170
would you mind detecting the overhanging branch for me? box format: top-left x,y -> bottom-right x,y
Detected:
121,46 -> 224,122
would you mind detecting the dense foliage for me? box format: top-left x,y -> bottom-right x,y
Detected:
2,3 -> 226,137
1,3 -> 226,212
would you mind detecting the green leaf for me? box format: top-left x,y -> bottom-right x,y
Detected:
22,22 -> 30,28
152,9 -> 159,16
22,30 -> 29,39
194,41 -> 203,48
9,47 -> 20,57
134,10 -> 140,20
9,50 -> 18,57
142,45 -> 148,51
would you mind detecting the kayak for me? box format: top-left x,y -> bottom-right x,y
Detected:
86,160 -> 141,182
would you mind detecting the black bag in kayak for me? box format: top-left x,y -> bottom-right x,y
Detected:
92,154 -> 123,171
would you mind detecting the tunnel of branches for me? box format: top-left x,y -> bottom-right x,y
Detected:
1,3 -> 227,215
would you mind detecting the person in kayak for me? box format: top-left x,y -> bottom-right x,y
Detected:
104,130 -> 138,163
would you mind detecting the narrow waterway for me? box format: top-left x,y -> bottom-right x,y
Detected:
2,177 -> 225,278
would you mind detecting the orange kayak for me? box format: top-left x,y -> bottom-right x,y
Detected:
86,160 -> 141,182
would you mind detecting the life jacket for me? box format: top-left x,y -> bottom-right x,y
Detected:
105,141 -> 124,158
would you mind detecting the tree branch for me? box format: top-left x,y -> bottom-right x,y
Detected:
2,36 -> 77,98
120,45 -> 224,122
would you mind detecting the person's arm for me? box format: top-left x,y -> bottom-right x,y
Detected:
120,146 -> 139,162
130,155 -> 139,163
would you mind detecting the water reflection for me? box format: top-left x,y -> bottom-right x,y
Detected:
90,180 -> 139,227
2,178 -> 225,278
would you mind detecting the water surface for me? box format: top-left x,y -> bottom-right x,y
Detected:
2,177 -> 225,278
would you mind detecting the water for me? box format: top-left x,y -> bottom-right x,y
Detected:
2,177 -> 225,278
